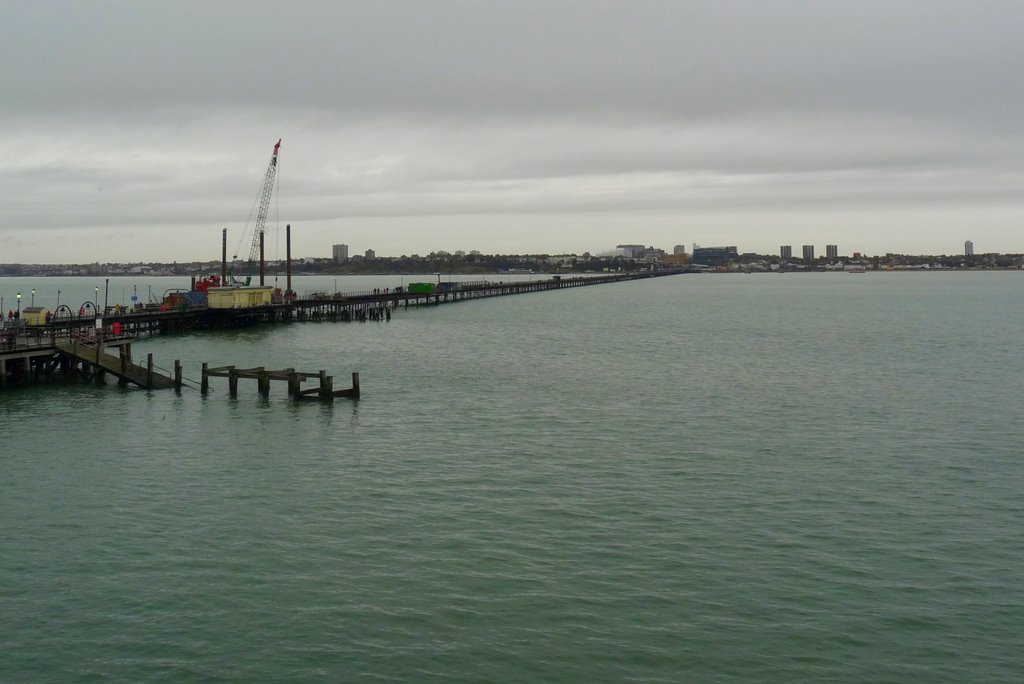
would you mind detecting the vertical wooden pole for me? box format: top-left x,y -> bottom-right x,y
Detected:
201,362 -> 209,395
259,230 -> 265,286
288,371 -> 299,396
228,368 -> 238,397
351,371 -> 360,397
174,360 -> 183,391
146,353 -> 154,389
319,370 -> 328,401
258,370 -> 270,397
286,223 -> 292,295
323,375 -> 334,402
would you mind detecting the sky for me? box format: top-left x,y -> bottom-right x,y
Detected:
3,0 -> 1024,263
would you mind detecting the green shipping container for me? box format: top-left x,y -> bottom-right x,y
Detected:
407,282 -> 436,294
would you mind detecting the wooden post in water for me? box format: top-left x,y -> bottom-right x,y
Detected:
201,362 -> 209,394
323,375 -> 334,402
174,360 -> 183,391
351,372 -> 360,397
258,370 -> 270,397
287,370 -> 299,396
259,230 -> 265,286
228,368 -> 238,397
286,223 -> 292,295
318,370 -> 329,401
146,353 -> 154,389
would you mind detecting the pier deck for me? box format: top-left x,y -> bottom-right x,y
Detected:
1,270 -> 688,390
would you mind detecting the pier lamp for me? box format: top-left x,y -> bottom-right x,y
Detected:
31,288 -> 35,306
95,287 -> 99,312
17,291 -> 21,317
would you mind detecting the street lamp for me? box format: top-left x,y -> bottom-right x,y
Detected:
17,292 -> 21,318
95,287 -> 99,313
31,288 -> 35,306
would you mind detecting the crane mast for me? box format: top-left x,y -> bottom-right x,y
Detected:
235,139 -> 281,285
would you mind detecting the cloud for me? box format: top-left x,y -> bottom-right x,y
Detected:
2,1 -> 1024,260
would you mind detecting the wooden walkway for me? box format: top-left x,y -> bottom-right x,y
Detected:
31,270 -> 690,340
55,338 -> 175,389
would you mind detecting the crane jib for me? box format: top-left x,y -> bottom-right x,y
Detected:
233,139 -> 281,286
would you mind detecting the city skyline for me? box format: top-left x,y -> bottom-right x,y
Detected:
3,2 -> 1024,262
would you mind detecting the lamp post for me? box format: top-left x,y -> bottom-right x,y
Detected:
95,287 -> 99,314
17,292 -> 21,318
31,288 -> 35,306
57,290 -> 61,308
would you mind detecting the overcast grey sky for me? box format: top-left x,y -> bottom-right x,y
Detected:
3,0 -> 1023,262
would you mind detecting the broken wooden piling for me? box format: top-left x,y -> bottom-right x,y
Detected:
201,364 -> 359,402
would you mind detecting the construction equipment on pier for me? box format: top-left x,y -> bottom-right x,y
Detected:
230,138 -> 281,286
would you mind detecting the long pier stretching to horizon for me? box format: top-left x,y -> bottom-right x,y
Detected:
0,269 -> 688,394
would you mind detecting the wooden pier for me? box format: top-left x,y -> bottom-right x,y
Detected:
28,270 -> 686,341
1,270 -> 688,392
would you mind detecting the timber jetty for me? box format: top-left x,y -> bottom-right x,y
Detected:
0,269 -> 685,392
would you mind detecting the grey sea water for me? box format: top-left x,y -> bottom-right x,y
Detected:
1,272 -> 1022,682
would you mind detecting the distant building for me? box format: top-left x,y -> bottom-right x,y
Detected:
640,246 -> 667,261
826,244 -> 838,260
673,244 -> 688,256
692,246 -> 738,267
332,244 -> 349,263
780,245 -> 793,260
965,240 -> 974,256
616,244 -> 647,258
365,249 -> 376,259
802,245 -> 815,262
